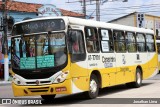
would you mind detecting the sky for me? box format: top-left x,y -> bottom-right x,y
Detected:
13,0 -> 160,22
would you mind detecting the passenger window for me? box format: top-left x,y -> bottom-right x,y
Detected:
126,32 -> 136,52
113,30 -> 126,52
68,30 -> 86,62
99,29 -> 113,52
146,34 -> 155,52
68,30 -> 85,54
136,33 -> 146,52
85,27 -> 99,53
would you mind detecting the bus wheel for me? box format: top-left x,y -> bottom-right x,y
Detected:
84,74 -> 99,99
126,68 -> 142,88
41,94 -> 56,101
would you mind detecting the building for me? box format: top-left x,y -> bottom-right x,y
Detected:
0,1 -> 85,28
0,1 -> 85,80
108,12 -> 160,39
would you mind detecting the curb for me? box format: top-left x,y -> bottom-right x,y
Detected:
0,81 -> 11,86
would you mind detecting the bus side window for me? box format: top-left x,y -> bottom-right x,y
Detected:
99,29 -> 113,52
68,30 -> 86,62
113,30 -> 126,52
68,30 -> 85,54
126,32 -> 136,52
136,33 -> 146,52
146,34 -> 155,52
85,27 -> 99,53
157,43 -> 160,54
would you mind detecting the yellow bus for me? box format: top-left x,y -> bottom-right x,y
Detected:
11,16 -> 158,100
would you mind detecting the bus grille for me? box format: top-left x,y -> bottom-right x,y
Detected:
28,87 -> 49,93
26,81 -> 51,85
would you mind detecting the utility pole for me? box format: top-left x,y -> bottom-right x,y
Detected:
96,0 -> 100,21
66,0 -> 87,19
83,0 -> 86,19
2,0 -> 9,81
67,0 -> 128,21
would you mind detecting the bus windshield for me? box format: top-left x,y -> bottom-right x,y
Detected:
11,32 -> 67,69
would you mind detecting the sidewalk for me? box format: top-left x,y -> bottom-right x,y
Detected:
0,80 -> 11,86
0,77 -> 12,86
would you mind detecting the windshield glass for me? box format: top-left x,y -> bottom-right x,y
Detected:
11,32 -> 67,69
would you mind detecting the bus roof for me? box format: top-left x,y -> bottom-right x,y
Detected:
14,16 -> 154,34
67,17 -> 154,34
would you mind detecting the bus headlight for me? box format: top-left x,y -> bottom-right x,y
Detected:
53,71 -> 69,83
12,75 -> 24,85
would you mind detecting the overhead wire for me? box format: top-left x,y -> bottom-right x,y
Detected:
70,3 -> 160,12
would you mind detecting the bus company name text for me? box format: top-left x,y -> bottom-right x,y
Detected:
102,56 -> 116,68
102,56 -> 116,63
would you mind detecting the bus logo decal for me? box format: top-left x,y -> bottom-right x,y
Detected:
35,80 -> 40,85
137,54 -> 140,60
122,55 -> 126,64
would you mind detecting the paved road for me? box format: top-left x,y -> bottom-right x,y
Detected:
0,74 -> 160,106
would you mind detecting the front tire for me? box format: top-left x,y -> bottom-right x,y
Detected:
84,74 -> 99,99
41,94 -> 56,101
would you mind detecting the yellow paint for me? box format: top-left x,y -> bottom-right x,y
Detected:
70,63 -> 88,77
108,72 -> 116,86
102,73 -> 110,87
72,77 -> 89,91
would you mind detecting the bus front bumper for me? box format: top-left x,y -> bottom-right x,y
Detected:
12,79 -> 72,97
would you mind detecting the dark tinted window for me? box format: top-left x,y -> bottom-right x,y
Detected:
157,43 -> 160,54
126,32 -> 136,52
136,33 -> 146,52
85,27 -> 99,53
146,34 -> 155,52
68,30 -> 86,62
113,30 -> 126,52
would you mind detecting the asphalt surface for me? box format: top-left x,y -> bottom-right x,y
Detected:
0,73 -> 160,106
